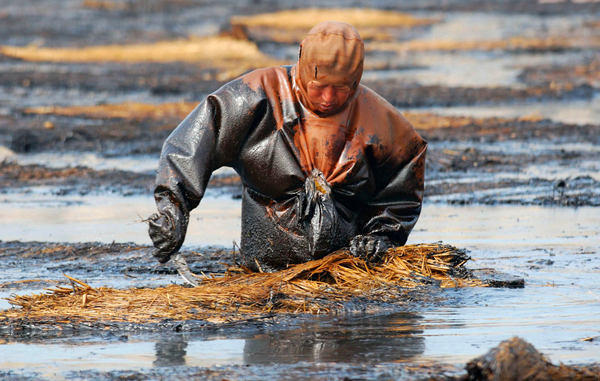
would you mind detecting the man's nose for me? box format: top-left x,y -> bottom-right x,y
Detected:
322,86 -> 335,103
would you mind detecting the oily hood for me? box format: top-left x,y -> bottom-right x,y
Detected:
294,21 -> 364,115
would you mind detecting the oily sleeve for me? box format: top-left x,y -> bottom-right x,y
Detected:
150,78 -> 265,257
360,132 -> 427,246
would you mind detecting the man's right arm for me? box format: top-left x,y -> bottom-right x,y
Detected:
148,79 -> 264,263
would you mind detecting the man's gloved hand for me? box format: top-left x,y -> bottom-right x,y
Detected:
349,234 -> 392,263
147,212 -> 184,264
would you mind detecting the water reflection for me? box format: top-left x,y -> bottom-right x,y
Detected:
153,336 -> 189,367
243,312 -> 424,364
148,313 -> 425,367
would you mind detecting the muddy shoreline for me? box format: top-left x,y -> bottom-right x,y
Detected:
4,124 -> 599,205
3,56 -> 599,206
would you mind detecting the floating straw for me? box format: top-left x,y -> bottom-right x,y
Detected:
3,243 -> 483,325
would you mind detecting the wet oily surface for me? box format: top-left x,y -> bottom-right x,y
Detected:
1,0 -> 600,379
1,203 -> 598,380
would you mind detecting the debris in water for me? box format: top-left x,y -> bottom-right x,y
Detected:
463,336 -> 600,381
2,243 -> 485,326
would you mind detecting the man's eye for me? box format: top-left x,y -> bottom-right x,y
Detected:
336,86 -> 350,92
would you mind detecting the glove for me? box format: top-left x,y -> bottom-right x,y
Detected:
349,234 -> 392,263
147,212 -> 185,264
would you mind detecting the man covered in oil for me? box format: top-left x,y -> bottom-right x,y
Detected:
148,21 -> 427,271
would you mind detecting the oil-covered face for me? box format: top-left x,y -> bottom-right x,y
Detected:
295,21 -> 364,117
306,80 -> 351,116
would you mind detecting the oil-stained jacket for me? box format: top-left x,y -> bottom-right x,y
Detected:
151,65 -> 427,271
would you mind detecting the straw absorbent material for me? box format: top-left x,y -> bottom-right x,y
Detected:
4,243 -> 483,325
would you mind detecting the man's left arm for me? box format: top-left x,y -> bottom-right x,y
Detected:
350,139 -> 427,261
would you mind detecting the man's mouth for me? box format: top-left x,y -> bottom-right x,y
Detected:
318,104 -> 334,111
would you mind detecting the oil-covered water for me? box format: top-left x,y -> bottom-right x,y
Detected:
1,199 -> 599,377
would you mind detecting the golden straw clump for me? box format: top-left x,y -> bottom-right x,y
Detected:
3,244 -> 483,326
25,102 -> 198,121
404,112 -> 543,131
229,8 -> 439,43
0,37 -> 283,81
231,8 -> 437,30
82,0 -> 125,10
0,37 -> 266,63
367,36 -> 600,53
